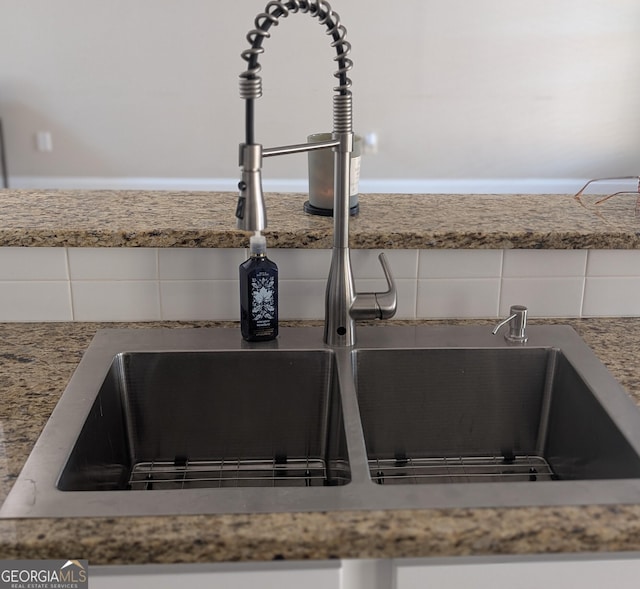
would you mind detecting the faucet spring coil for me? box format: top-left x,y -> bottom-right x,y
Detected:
239,77 -> 263,100
333,94 -> 353,133
320,1 -> 352,95
239,0 -> 352,99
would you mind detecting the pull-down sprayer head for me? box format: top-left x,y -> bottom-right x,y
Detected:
236,143 -> 266,232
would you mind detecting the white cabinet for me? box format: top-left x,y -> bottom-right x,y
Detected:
394,554 -> 640,589
90,560 -> 341,589
90,554 -> 640,588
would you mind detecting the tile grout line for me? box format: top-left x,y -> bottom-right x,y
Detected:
155,248 -> 164,320
497,249 -> 506,317
579,250 -> 590,318
64,247 -> 77,321
413,250 -> 420,320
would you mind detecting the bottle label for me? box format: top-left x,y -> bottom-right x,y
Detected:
251,272 -> 276,326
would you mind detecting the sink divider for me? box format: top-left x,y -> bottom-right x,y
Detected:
535,348 -> 559,458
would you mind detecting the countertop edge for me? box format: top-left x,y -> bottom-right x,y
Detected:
0,191 -> 638,249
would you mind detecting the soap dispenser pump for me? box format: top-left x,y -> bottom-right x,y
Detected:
239,232 -> 278,341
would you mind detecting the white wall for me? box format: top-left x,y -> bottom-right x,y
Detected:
1,0 -> 639,189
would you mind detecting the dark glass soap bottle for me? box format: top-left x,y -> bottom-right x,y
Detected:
239,232 -> 278,341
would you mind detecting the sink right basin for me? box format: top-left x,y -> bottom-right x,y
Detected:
355,347 -> 640,485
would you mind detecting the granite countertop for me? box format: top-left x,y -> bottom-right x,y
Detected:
2,318 -> 640,565
1,189 -> 640,564
0,190 -> 638,249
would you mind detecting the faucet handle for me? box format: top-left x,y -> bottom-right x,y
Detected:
351,253 -> 398,320
375,253 -> 398,319
492,305 -> 528,343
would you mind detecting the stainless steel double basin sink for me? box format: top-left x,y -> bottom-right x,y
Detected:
4,325 -> 640,518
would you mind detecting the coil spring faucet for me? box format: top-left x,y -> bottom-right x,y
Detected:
236,0 -> 397,347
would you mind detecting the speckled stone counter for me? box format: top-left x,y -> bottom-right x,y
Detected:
1,318 -> 640,565
0,190 -> 638,249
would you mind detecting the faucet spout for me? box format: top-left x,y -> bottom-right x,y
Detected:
237,1 -> 396,346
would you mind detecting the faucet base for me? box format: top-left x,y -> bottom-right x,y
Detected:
303,201 -> 359,217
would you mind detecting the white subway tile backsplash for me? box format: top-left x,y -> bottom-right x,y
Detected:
71,281 -> 160,321
160,280 -> 239,320
269,249 -> 331,280
68,248 -> 157,280
158,248 -> 246,280
1,246 -> 640,322
0,248 -> 68,280
502,250 -> 587,277
0,282 -> 72,321
278,280 -> 326,320
587,250 -> 640,277
417,279 -> 500,318
500,277 -> 585,317
419,250 -> 502,279
583,277 -> 640,316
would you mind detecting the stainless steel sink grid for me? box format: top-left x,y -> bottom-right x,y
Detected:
127,457 -> 348,490
5,325 -> 640,518
369,455 -> 556,485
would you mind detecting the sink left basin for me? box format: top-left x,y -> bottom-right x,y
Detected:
59,350 -> 350,492
0,327 -> 356,518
